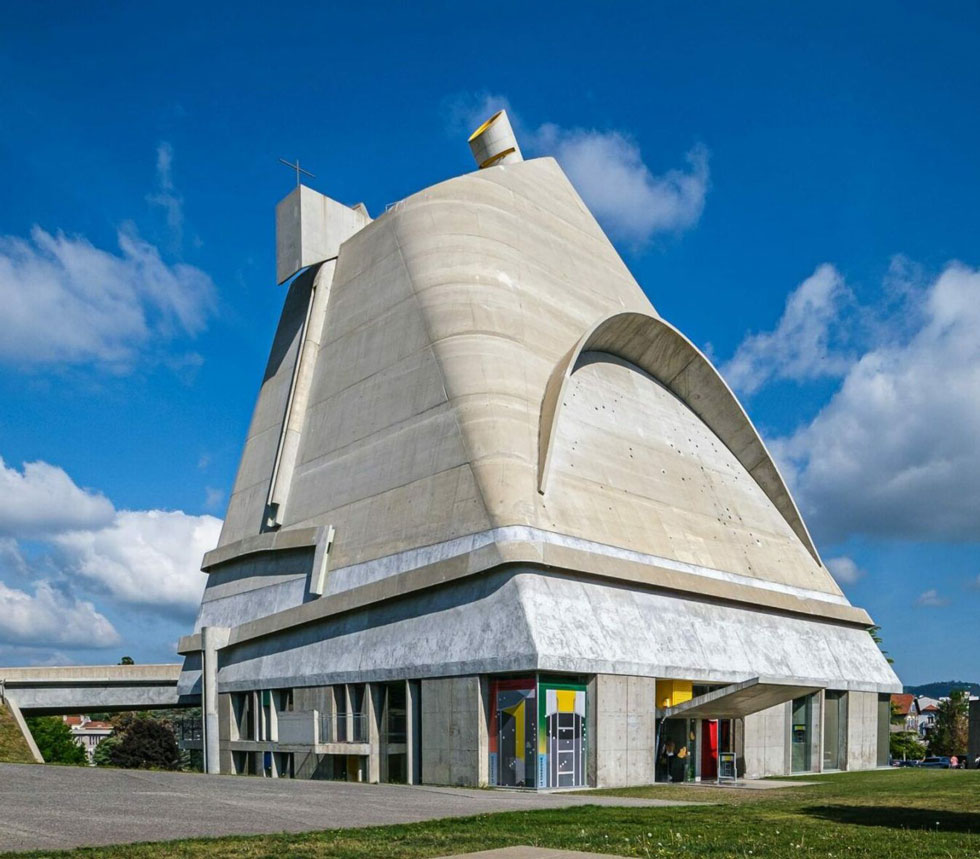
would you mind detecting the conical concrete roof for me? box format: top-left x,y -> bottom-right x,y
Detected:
215,157 -> 849,617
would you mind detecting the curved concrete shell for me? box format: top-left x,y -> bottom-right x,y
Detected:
181,152 -> 899,785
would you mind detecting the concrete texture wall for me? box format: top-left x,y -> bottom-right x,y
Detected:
420,675 -> 487,786
213,156 -> 871,628
593,674 -> 656,787
742,701 -> 788,778
2,664 -> 183,714
846,691 -> 879,771
549,354 -> 830,597
212,568 -> 897,695
220,267 -> 314,545
195,547 -> 314,632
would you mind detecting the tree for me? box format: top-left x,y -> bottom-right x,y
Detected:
108,717 -> 180,770
929,689 -> 969,755
26,717 -> 87,765
92,733 -> 120,767
868,625 -> 894,664
890,730 -> 926,761
118,656 -> 135,665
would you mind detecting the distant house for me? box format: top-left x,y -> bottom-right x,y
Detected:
916,697 -> 941,739
63,715 -> 113,764
890,694 -> 920,733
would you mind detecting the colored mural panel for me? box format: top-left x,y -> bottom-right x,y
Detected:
538,681 -> 586,788
489,678 -> 537,787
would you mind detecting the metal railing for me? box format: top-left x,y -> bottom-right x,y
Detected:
178,718 -> 202,742
319,712 -> 367,744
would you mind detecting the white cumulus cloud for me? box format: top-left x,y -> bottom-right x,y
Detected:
0,455 -> 222,644
0,457 -> 115,538
0,224 -> 215,367
448,92 -> 709,246
770,262 -> 980,543
825,556 -> 864,585
0,579 -> 119,647
722,264 -> 854,395
55,509 -> 220,615
916,588 -> 950,608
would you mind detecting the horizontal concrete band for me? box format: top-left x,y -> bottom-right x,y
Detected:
189,567 -> 900,696
201,527 -> 322,571
180,529 -> 871,656
0,665 -> 181,683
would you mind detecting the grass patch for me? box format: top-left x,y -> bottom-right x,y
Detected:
5,770 -> 978,858
0,703 -> 37,765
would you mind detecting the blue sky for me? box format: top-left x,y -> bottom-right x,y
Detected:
0,2 -> 977,684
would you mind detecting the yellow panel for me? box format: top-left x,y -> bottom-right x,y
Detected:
658,679 -> 693,708
515,700 -> 525,752
556,689 -> 576,713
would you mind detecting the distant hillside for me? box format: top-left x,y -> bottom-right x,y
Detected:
904,680 -> 980,698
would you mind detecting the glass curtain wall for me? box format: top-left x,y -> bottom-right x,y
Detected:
823,691 -> 848,770
791,695 -> 813,773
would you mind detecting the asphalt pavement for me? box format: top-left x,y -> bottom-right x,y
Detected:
0,763 -> 699,854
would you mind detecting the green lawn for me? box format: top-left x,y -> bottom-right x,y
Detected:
6,770 -> 979,859
0,704 -> 37,765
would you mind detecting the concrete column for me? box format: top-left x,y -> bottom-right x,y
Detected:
845,691 -> 878,771
201,626 -> 229,775
406,680 -> 421,784
366,682 -> 382,783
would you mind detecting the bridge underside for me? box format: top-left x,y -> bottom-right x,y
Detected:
1,664 -> 197,717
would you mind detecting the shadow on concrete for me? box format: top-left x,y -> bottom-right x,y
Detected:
802,804 -> 980,833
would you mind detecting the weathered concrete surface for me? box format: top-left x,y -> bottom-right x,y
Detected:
421,676 -> 488,786
594,675 -> 656,788
846,691 -> 879,770
217,156 -> 859,616
742,701 -> 788,778
0,763 -> 700,854
0,664 -> 184,714
209,569 -> 899,695
275,185 -> 370,285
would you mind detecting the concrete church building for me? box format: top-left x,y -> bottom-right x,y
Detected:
177,112 -> 900,788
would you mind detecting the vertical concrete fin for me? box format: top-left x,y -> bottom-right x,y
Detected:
265,260 -> 338,529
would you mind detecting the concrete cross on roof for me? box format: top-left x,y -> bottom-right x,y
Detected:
278,158 -> 315,187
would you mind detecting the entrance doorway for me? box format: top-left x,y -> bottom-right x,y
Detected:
490,678 -> 537,787
542,684 -> 585,788
699,719 -> 732,781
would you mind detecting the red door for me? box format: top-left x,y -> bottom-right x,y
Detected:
701,720 -> 719,780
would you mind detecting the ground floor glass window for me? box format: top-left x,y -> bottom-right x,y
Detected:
823,691 -> 847,770
791,695 -> 813,773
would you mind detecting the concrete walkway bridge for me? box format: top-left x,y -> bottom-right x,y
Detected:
0,664 -> 196,763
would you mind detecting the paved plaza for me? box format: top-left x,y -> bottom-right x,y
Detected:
0,763 -> 698,854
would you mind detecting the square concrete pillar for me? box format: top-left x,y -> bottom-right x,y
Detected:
593,674 -> 657,788
846,691 -> 879,771
366,682 -> 382,783
406,680 -> 422,784
742,701 -> 788,778
420,675 -> 486,786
